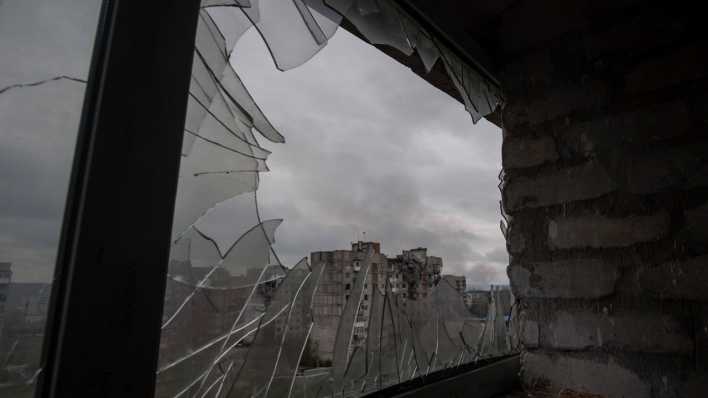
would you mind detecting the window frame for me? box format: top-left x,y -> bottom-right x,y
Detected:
36,1 -> 201,396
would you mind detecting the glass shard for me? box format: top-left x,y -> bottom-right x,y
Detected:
227,258 -> 311,397
242,0 -> 328,71
202,0 -> 253,7
303,0 -> 343,39
330,0 -> 414,56
160,1 -> 510,397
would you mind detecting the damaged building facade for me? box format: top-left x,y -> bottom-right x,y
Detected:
309,242 -> 444,362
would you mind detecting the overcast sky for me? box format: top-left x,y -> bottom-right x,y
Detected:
0,0 -> 100,283
233,29 -> 508,287
1,1 -> 509,287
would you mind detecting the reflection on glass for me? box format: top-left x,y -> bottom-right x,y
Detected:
0,0 -> 102,395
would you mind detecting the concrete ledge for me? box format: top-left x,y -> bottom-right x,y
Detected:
639,255 -> 708,300
365,355 -> 521,398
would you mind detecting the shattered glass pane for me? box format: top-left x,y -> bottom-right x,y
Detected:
202,0 -> 253,8
431,279 -> 469,370
326,0 -> 414,56
224,258 -> 310,397
264,261 -> 323,398
0,0 -> 101,395
157,225 -> 286,396
242,0 -> 328,71
379,284 -> 402,387
207,6 -> 255,55
329,260 -> 371,391
302,0 -> 343,40
397,14 -> 439,73
159,0 -> 509,397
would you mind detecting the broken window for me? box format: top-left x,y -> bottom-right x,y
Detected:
155,1 -> 513,397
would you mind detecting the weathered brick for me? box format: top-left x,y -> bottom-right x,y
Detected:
521,319 -> 540,348
556,100 -> 691,160
684,371 -> 708,398
584,6 -> 691,60
507,222 -> 526,254
639,255 -> 708,300
502,136 -> 559,169
498,0 -> 639,56
504,161 -> 616,211
695,304 -> 708,371
498,0 -> 591,55
684,203 -> 708,244
613,100 -> 691,143
548,212 -> 670,249
626,147 -> 707,194
540,310 -> 693,353
500,52 -> 555,95
625,42 -> 708,94
510,259 -> 618,299
523,352 -> 650,398
498,6 -> 708,397
503,81 -> 610,127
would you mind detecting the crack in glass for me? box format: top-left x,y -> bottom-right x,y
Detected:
157,0 -> 512,397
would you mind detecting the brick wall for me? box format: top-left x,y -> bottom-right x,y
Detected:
497,2 -> 708,396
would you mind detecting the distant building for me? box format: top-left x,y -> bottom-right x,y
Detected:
388,248 -> 442,301
463,285 -> 513,319
309,243 -> 443,362
309,241 -> 386,362
442,274 -> 466,294
0,280 -> 51,385
463,290 -> 490,318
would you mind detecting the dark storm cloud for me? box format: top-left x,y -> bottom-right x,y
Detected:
233,29 -> 509,285
2,4 -> 508,286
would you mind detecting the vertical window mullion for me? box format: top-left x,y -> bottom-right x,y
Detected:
37,1 -> 202,397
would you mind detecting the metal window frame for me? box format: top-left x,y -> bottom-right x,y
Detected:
36,0 -> 201,396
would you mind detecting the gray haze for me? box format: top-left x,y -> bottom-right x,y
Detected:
233,29 -> 508,287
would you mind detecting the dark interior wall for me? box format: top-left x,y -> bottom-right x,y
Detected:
495,1 -> 708,396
